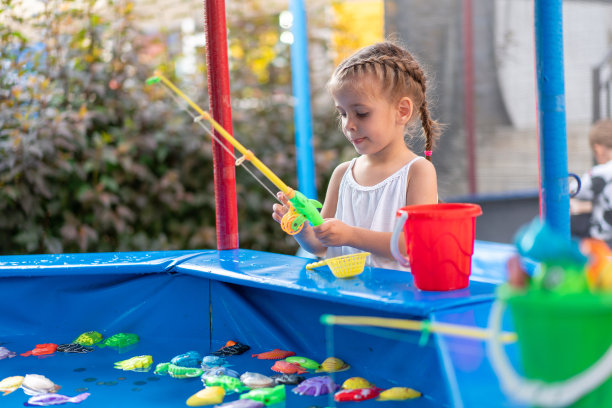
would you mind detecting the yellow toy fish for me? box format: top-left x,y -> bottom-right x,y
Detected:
342,377 -> 374,389
186,386 -> 225,406
377,386 -> 422,401
114,355 -> 153,371
315,357 -> 350,373
0,376 -> 24,395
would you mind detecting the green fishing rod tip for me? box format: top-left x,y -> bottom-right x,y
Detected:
319,314 -> 334,325
145,76 -> 160,85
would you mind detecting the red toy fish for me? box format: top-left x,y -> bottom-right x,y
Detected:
334,387 -> 381,402
271,360 -> 307,374
252,349 -> 295,360
20,343 -> 58,357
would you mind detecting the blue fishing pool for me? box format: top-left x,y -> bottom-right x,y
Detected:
0,242 -> 525,407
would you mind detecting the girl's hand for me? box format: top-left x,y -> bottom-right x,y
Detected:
272,192 -> 290,224
312,218 -> 353,247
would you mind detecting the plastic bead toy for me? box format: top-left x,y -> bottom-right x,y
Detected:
211,340 -> 250,356
270,374 -> 305,385
154,362 -> 203,379
201,355 -> 227,368
201,366 -> 240,382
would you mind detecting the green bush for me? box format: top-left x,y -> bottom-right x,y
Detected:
0,0 -> 344,255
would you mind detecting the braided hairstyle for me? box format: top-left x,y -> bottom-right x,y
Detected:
328,41 -> 441,161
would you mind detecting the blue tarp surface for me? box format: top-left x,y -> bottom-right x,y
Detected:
0,242 -> 525,407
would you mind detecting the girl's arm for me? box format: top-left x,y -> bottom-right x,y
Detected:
313,157 -> 438,259
272,162 -> 351,257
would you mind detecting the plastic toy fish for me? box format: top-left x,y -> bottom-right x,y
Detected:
73,331 -> 103,346
251,349 -> 295,360
315,357 -> 350,373
201,355 -> 227,368
171,351 -> 202,368
271,360 -> 307,374
239,372 -> 275,389
26,392 -> 90,406
582,238 -> 612,290
334,386 -> 381,402
214,399 -> 264,408
205,375 -> 248,393
377,386 -> 422,401
154,362 -> 202,379
211,341 -> 250,356
292,376 -> 338,396
240,384 -> 285,405
56,344 -> 94,354
21,374 -> 61,396
341,377 -> 374,389
114,355 -> 153,371
0,376 -> 24,395
21,343 -> 58,357
97,333 -> 139,349
270,374 -> 305,385
201,366 -> 240,382
284,356 -> 319,370
0,346 -> 16,359
186,386 -> 225,407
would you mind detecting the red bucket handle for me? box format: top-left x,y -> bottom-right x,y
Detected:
390,210 -> 410,268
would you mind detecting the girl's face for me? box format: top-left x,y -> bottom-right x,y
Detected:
331,79 -> 410,156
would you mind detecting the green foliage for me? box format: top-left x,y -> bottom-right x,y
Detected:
0,0 -> 344,255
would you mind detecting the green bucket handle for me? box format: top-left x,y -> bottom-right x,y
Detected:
487,300 -> 612,407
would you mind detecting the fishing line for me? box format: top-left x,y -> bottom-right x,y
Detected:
159,84 -> 282,204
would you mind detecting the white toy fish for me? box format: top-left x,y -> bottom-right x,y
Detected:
21,374 -> 61,396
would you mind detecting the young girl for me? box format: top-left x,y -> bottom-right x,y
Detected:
273,41 -> 440,270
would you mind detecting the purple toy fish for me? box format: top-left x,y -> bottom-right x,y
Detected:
0,347 -> 16,360
214,399 -> 264,408
26,392 -> 90,406
292,376 -> 338,396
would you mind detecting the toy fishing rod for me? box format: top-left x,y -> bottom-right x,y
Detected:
146,71 -> 324,235
321,315 -> 518,343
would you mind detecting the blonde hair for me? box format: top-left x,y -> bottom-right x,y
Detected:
589,119 -> 612,148
328,41 -> 441,160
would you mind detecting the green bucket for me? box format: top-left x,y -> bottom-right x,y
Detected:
501,286 -> 612,407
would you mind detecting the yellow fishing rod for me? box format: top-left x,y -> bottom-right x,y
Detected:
321,314 -> 517,343
146,71 -> 324,234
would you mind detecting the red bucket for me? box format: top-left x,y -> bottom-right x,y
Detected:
391,203 -> 482,291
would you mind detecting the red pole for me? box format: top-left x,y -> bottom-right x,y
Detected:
463,0 -> 477,194
203,0 -> 239,249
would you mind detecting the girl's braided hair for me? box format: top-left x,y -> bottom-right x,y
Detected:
328,41 -> 441,160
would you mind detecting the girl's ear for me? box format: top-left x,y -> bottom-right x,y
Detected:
397,97 -> 413,125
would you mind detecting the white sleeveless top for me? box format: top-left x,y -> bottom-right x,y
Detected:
326,156 -> 424,271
